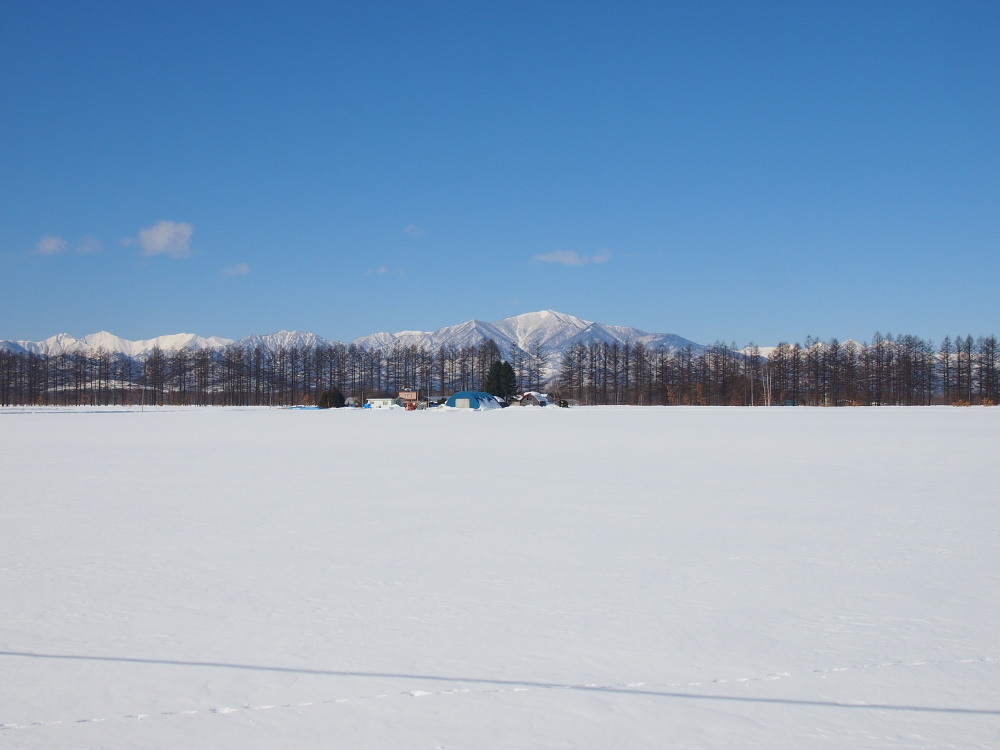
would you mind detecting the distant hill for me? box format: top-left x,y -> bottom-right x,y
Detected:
352,310 -> 703,376
1,311 -> 705,379
0,331 -> 234,358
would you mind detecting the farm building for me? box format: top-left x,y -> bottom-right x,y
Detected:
444,391 -> 505,410
515,391 -> 550,406
365,397 -> 404,409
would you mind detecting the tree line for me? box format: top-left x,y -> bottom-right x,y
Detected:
1,332 -> 997,407
555,334 -> 999,406
0,339 -> 547,407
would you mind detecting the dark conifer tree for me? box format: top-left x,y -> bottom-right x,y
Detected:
483,360 -> 517,400
318,386 -> 346,408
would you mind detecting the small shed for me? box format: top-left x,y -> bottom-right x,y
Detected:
445,391 -> 504,410
516,391 -> 549,407
366,397 -> 404,409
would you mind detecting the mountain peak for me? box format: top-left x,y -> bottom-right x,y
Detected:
2,312 -> 703,379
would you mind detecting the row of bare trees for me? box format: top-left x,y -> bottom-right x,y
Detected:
554,334 -> 1000,406
2,332 -> 997,407
0,339 -> 547,407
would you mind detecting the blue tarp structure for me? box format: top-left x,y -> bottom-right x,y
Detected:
445,391 -> 504,410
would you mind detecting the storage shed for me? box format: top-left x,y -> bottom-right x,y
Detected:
444,391 -> 504,410
516,391 -> 549,406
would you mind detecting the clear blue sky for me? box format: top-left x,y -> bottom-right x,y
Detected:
2,1 -> 998,347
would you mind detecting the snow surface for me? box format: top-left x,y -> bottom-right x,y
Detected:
1,406 -> 998,749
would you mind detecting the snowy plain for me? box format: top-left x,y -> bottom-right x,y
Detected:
1,405 -> 998,749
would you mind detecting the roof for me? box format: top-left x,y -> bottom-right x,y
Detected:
521,391 -> 549,401
444,391 -> 504,410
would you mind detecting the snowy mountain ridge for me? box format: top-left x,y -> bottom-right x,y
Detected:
234,330 -> 330,352
1,311 -> 704,364
2,331 -> 235,358
352,310 -> 702,361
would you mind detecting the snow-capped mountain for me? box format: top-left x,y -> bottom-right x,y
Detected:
1,331 -> 234,358
354,310 -> 592,353
1,312 -> 704,371
233,330 -> 335,352
353,310 -> 702,366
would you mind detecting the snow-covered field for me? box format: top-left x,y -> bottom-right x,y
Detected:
2,405 -> 998,749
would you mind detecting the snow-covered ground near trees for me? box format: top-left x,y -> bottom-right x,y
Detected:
1,405 -> 998,749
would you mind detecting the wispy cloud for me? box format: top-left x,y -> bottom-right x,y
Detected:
76,236 -> 103,254
403,224 -> 426,239
33,234 -> 104,255
533,249 -> 612,266
221,262 -> 250,276
124,220 -> 195,259
365,265 -> 404,276
34,235 -> 68,255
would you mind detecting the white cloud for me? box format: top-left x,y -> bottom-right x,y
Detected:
221,262 -> 250,276
128,220 -> 195,259
35,235 -> 68,255
34,234 -> 106,256
533,249 -> 612,266
76,236 -> 103,254
365,265 -> 404,276
403,224 -> 426,239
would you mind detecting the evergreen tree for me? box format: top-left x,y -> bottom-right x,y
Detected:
317,385 -> 346,408
483,360 -> 517,400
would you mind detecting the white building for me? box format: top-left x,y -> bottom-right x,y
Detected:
366,397 -> 404,409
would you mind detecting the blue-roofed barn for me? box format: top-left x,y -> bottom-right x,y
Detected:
444,391 -> 504,410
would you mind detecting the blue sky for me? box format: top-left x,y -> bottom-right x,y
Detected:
2,1 -> 998,346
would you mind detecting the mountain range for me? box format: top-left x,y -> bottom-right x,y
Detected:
1,311 -> 705,375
